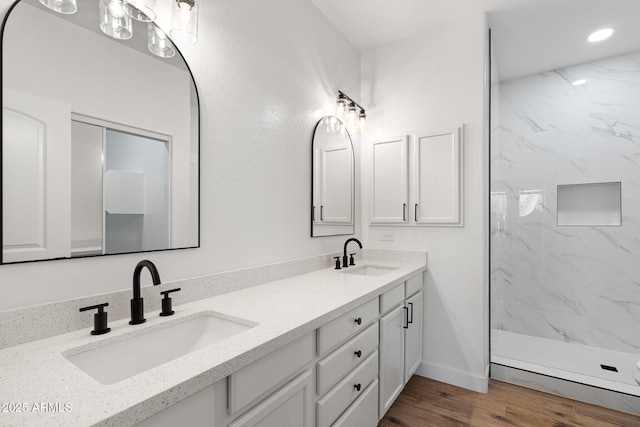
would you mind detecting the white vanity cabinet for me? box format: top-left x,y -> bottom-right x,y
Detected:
135,275 -> 425,427
370,126 -> 463,226
225,333 -> 314,427
316,297 -> 380,427
378,273 -> 424,419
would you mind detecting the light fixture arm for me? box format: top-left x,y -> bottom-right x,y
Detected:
338,90 -> 365,113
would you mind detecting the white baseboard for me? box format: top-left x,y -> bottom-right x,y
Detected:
415,361 -> 489,393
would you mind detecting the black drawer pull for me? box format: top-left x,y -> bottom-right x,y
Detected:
354,350 -> 362,358
354,383 -> 361,392
408,302 -> 414,324
354,317 -> 362,325
403,306 -> 409,329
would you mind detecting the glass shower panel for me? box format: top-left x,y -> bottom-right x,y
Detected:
489,0 -> 640,396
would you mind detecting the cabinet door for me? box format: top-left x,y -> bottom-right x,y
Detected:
404,291 -> 423,382
378,304 -> 406,418
370,136 -> 409,224
413,126 -> 462,225
135,384 -> 216,427
229,370 -> 312,427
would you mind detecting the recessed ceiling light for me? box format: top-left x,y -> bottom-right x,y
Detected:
588,28 -> 614,43
572,79 -> 588,86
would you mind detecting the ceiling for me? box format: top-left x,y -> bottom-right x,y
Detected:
489,0 -> 640,80
309,0 -> 640,81
308,0 -> 543,51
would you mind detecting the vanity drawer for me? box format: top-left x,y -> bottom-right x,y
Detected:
405,273 -> 423,298
228,333 -> 313,416
316,351 -> 378,427
332,379 -> 379,427
317,323 -> 378,395
317,298 -> 379,356
380,284 -> 404,314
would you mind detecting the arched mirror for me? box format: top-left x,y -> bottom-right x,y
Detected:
1,0 -> 199,263
311,116 -> 354,237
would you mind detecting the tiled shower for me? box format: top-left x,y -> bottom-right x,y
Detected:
490,50 -> 640,397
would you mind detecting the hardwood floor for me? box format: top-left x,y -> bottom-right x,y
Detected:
379,376 -> 640,426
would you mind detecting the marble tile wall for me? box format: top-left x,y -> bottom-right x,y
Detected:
491,51 -> 640,354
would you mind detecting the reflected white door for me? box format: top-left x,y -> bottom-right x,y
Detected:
2,89 -> 71,262
321,145 -> 352,224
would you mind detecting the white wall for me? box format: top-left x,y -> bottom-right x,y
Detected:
0,0 -> 360,310
361,14 -> 489,391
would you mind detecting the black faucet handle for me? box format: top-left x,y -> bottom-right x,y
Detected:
79,303 -> 111,335
79,302 -> 109,312
334,256 -> 342,270
160,288 -> 181,297
349,253 -> 356,265
160,288 -> 181,317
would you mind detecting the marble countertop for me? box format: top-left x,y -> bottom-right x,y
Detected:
0,257 -> 426,427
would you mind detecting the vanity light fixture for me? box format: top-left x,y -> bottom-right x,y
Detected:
148,23 -> 176,58
588,28 -> 614,43
123,0 -> 157,22
335,91 -> 367,133
100,0 -> 133,40
171,0 -> 199,44
38,0 -> 77,14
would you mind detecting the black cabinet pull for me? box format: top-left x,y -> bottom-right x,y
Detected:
403,306 -> 409,329
354,350 -> 362,358
408,302 -> 414,324
354,317 -> 362,325
354,383 -> 361,392
312,206 -> 316,222
415,204 -> 418,222
402,203 -> 406,221
320,205 -> 324,221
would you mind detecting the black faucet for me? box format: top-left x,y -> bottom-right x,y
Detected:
130,260 -> 161,325
343,238 -> 363,268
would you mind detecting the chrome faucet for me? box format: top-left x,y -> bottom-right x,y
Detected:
130,260 -> 161,325
343,238 -> 363,268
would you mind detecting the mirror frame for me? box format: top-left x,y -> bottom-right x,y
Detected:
310,115 -> 355,238
0,0 -> 201,264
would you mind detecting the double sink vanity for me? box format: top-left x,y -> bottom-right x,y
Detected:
0,250 -> 427,427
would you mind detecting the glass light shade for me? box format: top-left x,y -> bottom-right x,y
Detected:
170,0 -> 198,44
148,24 -> 176,58
347,103 -> 357,127
100,0 -> 132,40
358,111 -> 367,133
335,98 -> 346,119
38,0 -> 77,14
123,0 -> 156,22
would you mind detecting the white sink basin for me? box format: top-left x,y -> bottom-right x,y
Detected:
65,313 -> 255,385
341,265 -> 398,276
